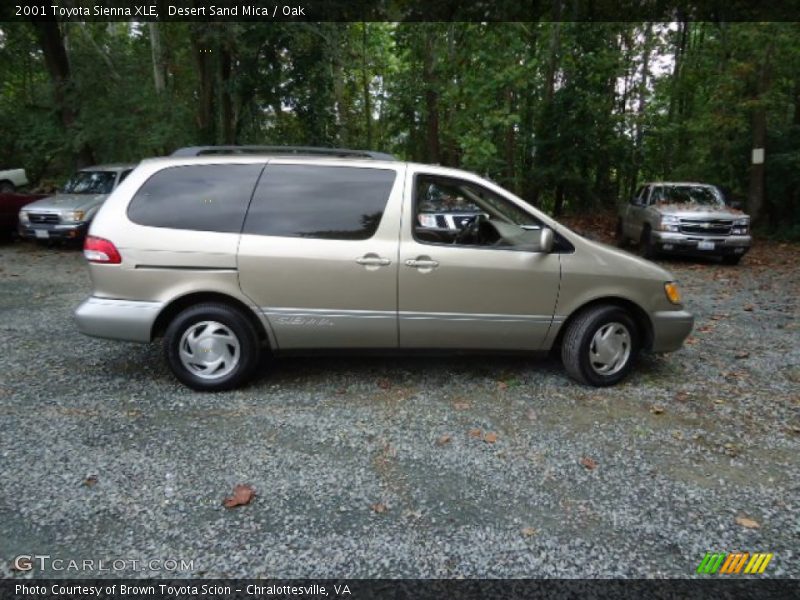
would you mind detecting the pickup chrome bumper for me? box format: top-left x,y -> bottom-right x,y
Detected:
650,310 -> 694,353
650,231 -> 751,255
74,296 -> 163,342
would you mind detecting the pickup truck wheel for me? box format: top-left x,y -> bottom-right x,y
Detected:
561,305 -> 639,387
164,303 -> 261,391
615,219 -> 627,247
0,181 -> 14,193
640,226 -> 657,259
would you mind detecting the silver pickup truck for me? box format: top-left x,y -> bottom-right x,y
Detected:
18,164 -> 135,242
617,182 -> 751,265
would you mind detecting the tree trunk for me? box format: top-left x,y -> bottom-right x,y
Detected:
149,22 -> 166,94
191,26 -> 216,144
629,22 -> 652,199
748,41 -> 774,225
361,23 -> 373,149
220,43 -> 234,144
423,27 -> 440,164
31,21 -> 94,167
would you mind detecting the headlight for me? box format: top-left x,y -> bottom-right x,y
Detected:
62,210 -> 85,222
664,281 -> 682,305
659,215 -> 680,232
732,217 -> 749,235
19,210 -> 29,224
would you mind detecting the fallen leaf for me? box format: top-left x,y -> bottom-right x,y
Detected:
672,430 -> 684,440
735,515 -> 760,529
223,484 -> 256,508
579,456 -> 598,470
650,405 -> 665,415
734,351 -> 750,359
371,502 -> 387,514
526,409 -> 537,422
452,400 -> 471,411
521,527 -> 537,537
82,475 -> 98,487
709,314 -> 728,321
468,427 -> 483,439
497,381 -> 508,390
743,304 -> 755,312
675,391 -> 691,402
685,336 -> 698,345
697,325 -> 714,333
436,434 -> 452,446
377,378 -> 391,390
484,432 -> 498,444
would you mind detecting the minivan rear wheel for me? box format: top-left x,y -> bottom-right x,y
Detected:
164,303 -> 261,391
561,305 -> 639,386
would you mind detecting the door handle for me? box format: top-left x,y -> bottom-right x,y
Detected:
405,258 -> 439,268
356,255 -> 391,266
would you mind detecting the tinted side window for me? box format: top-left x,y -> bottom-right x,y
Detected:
128,164 -> 263,232
244,165 -> 396,240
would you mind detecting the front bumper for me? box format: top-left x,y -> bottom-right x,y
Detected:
650,309 -> 694,353
18,222 -> 89,241
75,296 -> 164,343
650,231 -> 751,257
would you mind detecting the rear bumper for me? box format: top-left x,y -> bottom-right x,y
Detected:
19,222 -> 88,241
650,231 -> 751,257
74,296 -> 164,343
650,309 -> 694,353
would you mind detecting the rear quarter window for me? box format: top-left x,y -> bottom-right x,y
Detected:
127,164 -> 263,232
243,164 -> 396,240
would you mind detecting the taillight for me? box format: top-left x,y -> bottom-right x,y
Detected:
83,235 -> 122,264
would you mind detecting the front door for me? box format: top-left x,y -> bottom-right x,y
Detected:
237,161 -> 404,349
398,170 -> 561,350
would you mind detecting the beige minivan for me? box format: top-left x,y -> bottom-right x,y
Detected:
75,146 -> 693,391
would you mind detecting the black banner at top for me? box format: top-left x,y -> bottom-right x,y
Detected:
2,0 -> 800,22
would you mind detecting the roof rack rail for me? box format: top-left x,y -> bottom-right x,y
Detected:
171,145 -> 396,161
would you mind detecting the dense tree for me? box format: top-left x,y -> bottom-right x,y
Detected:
1,21 -> 798,236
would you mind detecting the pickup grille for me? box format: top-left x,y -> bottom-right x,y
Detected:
28,213 -> 60,225
679,219 -> 732,236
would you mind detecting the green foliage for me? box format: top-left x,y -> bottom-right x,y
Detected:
0,21 -> 798,234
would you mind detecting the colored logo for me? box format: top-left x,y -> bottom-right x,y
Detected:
697,552 -> 773,574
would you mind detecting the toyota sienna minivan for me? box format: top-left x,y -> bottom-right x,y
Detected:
75,146 -> 694,391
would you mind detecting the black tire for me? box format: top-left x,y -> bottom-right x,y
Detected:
722,255 -> 742,266
164,302 -> 262,391
0,181 -> 14,193
615,219 -> 627,247
561,305 -> 640,387
640,226 -> 657,259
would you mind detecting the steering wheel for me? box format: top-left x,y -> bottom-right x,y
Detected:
454,214 -> 485,245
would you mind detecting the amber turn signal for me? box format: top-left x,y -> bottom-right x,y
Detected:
664,282 -> 682,305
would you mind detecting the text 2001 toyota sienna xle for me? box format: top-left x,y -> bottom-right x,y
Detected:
75,146 -> 694,391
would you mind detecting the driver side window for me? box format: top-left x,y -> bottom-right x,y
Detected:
413,174 -> 544,251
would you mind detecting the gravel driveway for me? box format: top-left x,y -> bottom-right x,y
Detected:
0,239 -> 797,578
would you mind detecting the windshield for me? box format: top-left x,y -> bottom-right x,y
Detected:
62,171 -> 117,195
653,185 -> 724,207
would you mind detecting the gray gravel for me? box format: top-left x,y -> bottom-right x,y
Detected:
0,240 -> 798,579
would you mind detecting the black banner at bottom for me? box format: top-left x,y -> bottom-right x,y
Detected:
1,579 -> 798,600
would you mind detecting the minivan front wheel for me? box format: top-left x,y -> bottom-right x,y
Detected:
561,305 -> 639,386
164,303 -> 261,391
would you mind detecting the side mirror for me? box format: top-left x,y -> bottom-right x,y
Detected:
539,227 -> 554,253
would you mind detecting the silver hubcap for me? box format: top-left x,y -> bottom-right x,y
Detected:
178,321 -> 240,380
589,322 -> 631,376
